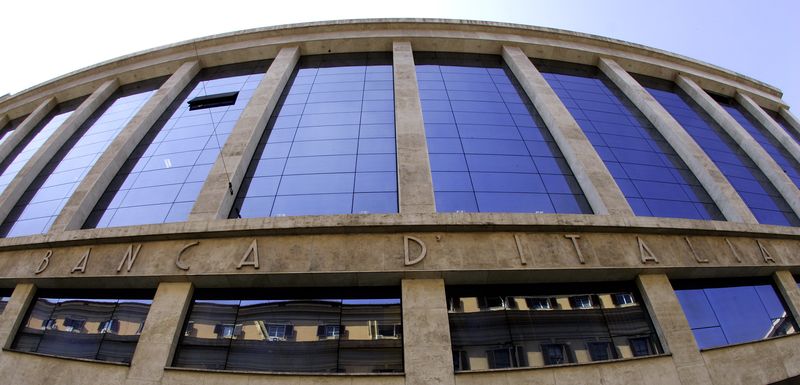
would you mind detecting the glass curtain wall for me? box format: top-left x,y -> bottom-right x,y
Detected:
763,109 -> 800,144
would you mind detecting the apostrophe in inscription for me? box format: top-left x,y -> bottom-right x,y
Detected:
757,240 -> 776,263
514,234 -> 527,265
404,236 -> 426,266
725,238 -> 742,263
71,248 -> 91,273
117,244 -> 142,273
176,241 -> 199,271
637,237 -> 659,264
684,237 -> 709,263
237,239 -> 260,269
34,250 -> 53,275
564,234 -> 585,264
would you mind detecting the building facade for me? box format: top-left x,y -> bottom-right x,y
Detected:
0,19 -> 798,385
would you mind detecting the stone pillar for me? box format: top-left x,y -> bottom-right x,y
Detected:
0,283 -> 36,350
189,46 -> 300,221
125,282 -> 193,385
502,45 -> 633,216
636,274 -> 712,385
49,61 -> 201,232
0,115 -> 8,133
676,75 -> 800,218
736,92 -> 800,165
773,271 -> 800,322
0,97 -> 56,166
0,79 -> 119,225
598,58 -> 756,223
402,279 -> 455,385
393,41 -> 436,214
779,107 -> 800,138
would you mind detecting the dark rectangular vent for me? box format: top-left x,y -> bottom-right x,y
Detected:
187,91 -> 239,110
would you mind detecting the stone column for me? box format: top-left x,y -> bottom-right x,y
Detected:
676,75 -> 800,218
0,97 -> 56,166
393,41 -> 436,214
736,92 -> 800,165
779,107 -> 800,138
502,45 -> 633,216
49,61 -> 201,232
125,282 -> 193,385
402,279 -> 455,385
189,46 -> 300,221
598,58 -> 756,223
773,271 -> 800,322
0,283 -> 36,350
0,79 -> 119,225
636,274 -> 712,385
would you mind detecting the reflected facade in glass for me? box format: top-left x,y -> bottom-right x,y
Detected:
173,288 -> 402,373
715,96 -> 800,189
447,283 -> 661,371
231,53 -> 396,218
673,279 -> 797,349
84,62 -> 269,228
415,53 -> 590,214
11,291 -> 153,363
537,60 -> 722,220
0,99 -> 85,196
638,76 -> 800,226
1,80 -> 163,237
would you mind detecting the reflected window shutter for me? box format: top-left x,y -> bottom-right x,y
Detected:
317,325 -> 325,337
284,325 -> 294,338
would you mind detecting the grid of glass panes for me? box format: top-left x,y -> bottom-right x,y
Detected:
84,62 -> 268,228
11,293 -> 153,363
173,289 -> 402,373
447,283 -> 661,371
231,53 -> 396,218
0,100 -> 83,196
765,109 -> 800,144
537,61 -> 722,220
416,53 -> 590,214
640,79 -> 799,226
717,99 -> 800,188
1,81 -> 161,237
674,280 -> 797,349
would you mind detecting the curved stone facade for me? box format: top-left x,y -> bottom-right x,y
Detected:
0,19 -> 798,385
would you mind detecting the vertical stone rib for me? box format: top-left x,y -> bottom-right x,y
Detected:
0,283 -> 36,350
402,279 -> 455,385
736,91 -> 800,166
189,46 -> 300,221
0,98 -> 56,166
598,58 -> 756,223
502,45 -> 633,216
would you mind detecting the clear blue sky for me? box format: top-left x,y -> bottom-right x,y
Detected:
1,0 -> 797,110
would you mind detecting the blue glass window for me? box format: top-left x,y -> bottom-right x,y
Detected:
674,279 -> 797,349
0,99 -> 84,197
231,53 -> 396,218
764,109 -> 800,145
637,76 -> 799,226
416,53 -> 590,214
84,61 -> 269,228
1,79 -> 163,237
537,61 -> 722,221
716,97 -> 800,189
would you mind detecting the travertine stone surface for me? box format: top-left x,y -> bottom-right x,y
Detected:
189,46 -> 300,221
0,97 -> 56,166
700,335 -> 800,385
0,283 -> 35,349
676,75 -> 800,218
779,107 -> 800,138
503,45 -> 633,216
0,79 -> 119,226
49,61 -> 201,233
0,115 -> 8,133
736,92 -> 800,165
636,274 -> 713,385
402,279 -> 455,385
598,58 -> 756,224
126,282 -> 193,384
394,41 -> 436,214
773,271 -> 800,323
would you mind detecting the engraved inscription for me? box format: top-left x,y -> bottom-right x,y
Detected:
685,237 -> 709,264
117,244 -> 142,273
726,238 -> 743,263
176,241 -> 199,271
237,239 -> 260,269
564,234 -> 585,264
404,236 -> 426,266
514,234 -> 527,265
71,248 -> 91,273
637,237 -> 659,264
34,250 -> 53,275
757,240 -> 776,263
